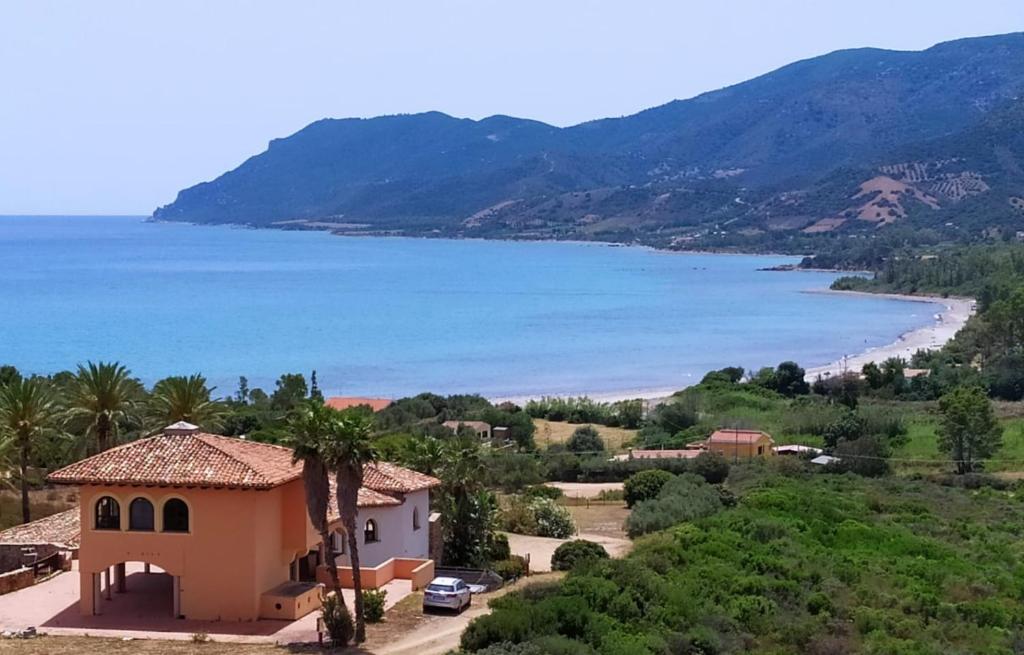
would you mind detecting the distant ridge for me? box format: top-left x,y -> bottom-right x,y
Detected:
155,33 -> 1024,252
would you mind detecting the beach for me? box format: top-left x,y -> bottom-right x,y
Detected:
492,290 -> 976,405
804,291 -> 975,380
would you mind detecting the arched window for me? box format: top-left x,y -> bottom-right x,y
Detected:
364,519 -> 379,543
128,498 -> 155,531
413,506 -> 421,530
162,498 -> 190,533
95,496 -> 120,530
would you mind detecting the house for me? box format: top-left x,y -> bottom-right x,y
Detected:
442,420 -> 491,441
47,422 -> 438,622
705,429 -> 775,459
324,396 -> 393,412
615,448 -> 705,461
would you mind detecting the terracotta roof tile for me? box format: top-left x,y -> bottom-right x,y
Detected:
325,397 -> 393,412
707,429 -> 773,445
47,432 -> 303,490
0,508 -> 80,548
362,462 -> 440,494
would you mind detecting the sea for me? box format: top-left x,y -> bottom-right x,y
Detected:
0,215 -> 940,400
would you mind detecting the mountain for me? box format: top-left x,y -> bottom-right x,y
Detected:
154,33 -> 1024,250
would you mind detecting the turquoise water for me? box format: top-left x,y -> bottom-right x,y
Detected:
0,215 -> 937,398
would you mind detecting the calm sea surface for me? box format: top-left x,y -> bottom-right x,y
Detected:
0,215 -> 938,398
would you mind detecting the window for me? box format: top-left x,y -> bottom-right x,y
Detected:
364,519 -> 379,543
331,530 -> 346,555
162,498 -> 189,533
95,496 -> 120,530
413,507 -> 421,530
129,498 -> 155,531
757,446 -> 764,455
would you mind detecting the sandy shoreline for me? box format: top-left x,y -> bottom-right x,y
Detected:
490,290 -> 975,406
803,290 -> 975,381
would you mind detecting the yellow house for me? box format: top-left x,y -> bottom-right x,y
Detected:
706,429 -> 775,459
47,422 -> 438,622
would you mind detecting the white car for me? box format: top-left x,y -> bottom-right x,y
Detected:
422,576 -> 472,612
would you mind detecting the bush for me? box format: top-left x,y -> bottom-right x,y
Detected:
530,498 -> 575,538
321,591 -> 354,647
522,485 -> 563,501
492,555 -> 529,581
691,451 -> 730,484
487,532 -> 511,562
551,540 -> 610,571
362,588 -> 387,623
626,474 -> 724,537
566,425 -> 605,453
595,488 -> 625,501
623,469 -> 673,508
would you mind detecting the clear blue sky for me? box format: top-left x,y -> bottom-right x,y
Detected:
1,0 -> 1021,215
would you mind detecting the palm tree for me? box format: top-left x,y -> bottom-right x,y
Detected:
287,400 -> 346,597
0,378 -> 59,523
325,410 -> 377,644
149,374 -> 222,430
63,361 -> 141,454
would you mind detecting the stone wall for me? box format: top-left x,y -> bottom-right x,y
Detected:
0,567 -> 34,595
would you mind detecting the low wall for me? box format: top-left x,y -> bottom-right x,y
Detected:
0,567 -> 35,595
316,557 -> 434,591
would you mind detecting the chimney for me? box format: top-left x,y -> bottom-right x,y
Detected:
163,421 -> 200,436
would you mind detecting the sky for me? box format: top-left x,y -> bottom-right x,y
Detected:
1,1 -> 1022,215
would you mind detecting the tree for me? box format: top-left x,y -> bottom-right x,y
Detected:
862,362 -> 884,390
437,436 -> 496,567
623,469 -> 673,508
937,385 -> 1003,474
566,425 -> 604,454
287,400 -> 346,603
63,361 -> 141,454
823,411 -> 866,449
310,370 -> 323,402
691,451 -> 730,484
271,373 -> 308,412
0,378 -> 59,523
773,361 -> 810,397
235,376 -> 250,405
551,539 -> 609,571
325,410 -> 377,644
150,374 -> 222,429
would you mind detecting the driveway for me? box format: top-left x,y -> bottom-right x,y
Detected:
504,531 -> 632,572
547,482 -> 623,499
0,561 -> 410,643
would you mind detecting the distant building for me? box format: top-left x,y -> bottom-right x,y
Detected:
773,444 -> 823,456
325,396 -> 393,412
442,420 -> 492,441
610,448 -> 708,462
706,429 -> 775,459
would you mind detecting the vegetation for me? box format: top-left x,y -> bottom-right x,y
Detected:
551,540 -> 609,572
624,473 -> 723,538
622,470 -> 672,508
461,466 -> 1024,654
498,497 -> 575,539
320,591 -> 354,648
361,588 -> 387,623
566,426 -> 604,454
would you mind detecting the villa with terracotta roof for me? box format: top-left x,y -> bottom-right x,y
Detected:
324,396 -> 393,413
47,421 -> 439,622
705,429 -> 775,459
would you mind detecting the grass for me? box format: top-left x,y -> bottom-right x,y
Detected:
533,419 -> 636,452
564,502 -> 629,540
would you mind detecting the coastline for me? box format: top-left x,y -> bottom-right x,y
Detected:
803,290 -> 975,380
489,290 -> 975,406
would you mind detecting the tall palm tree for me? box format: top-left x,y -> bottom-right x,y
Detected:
325,410 -> 377,644
149,374 -> 223,430
63,361 -> 141,454
287,400 -> 346,598
0,378 -> 59,523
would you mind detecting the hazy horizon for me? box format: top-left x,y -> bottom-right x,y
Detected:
2,1 -> 1022,215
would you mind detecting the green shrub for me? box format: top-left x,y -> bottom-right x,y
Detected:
623,469 -> 673,507
522,485 -> 563,501
530,498 -> 575,538
567,425 -> 605,453
551,540 -> 610,571
492,555 -> 529,581
498,498 -> 538,535
595,488 -> 625,501
321,591 -> 354,647
625,474 -> 724,537
362,588 -> 387,623
487,532 -> 512,562
691,451 -> 730,484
